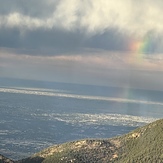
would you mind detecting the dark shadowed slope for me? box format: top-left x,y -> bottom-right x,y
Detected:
0,154 -> 14,163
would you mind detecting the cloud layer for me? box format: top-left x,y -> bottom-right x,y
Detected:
0,0 -> 163,35
1,0 -> 163,87
1,0 -> 163,54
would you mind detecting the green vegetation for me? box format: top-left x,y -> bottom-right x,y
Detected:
40,139 -> 119,163
116,119 -> 163,163
1,119 -> 163,163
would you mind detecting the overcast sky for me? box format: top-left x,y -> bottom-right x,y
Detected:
1,0 -> 163,90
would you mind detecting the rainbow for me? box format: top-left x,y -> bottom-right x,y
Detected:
128,36 -> 152,61
121,36 -> 153,101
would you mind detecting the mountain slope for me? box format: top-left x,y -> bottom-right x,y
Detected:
0,154 -> 14,163
18,139 -> 120,163
15,119 -> 163,163
117,118 -> 163,162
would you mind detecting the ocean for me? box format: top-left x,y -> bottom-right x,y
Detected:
0,79 -> 163,160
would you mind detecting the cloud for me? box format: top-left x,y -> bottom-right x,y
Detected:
1,0 -> 163,34
1,0 -> 163,54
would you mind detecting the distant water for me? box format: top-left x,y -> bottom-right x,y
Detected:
0,79 -> 162,160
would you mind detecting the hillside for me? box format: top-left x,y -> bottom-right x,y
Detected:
1,119 -> 163,163
0,154 -> 14,163
117,118 -> 163,162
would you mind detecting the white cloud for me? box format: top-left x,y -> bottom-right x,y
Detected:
4,13 -> 44,29
1,0 -> 163,37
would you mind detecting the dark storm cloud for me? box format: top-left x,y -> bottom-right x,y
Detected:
85,29 -> 129,52
0,27 -> 86,55
0,26 -> 131,55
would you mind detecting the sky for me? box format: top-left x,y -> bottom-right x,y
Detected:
1,0 -> 163,90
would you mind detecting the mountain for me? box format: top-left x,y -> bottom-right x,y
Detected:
0,154 -> 14,163
1,119 -> 163,163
